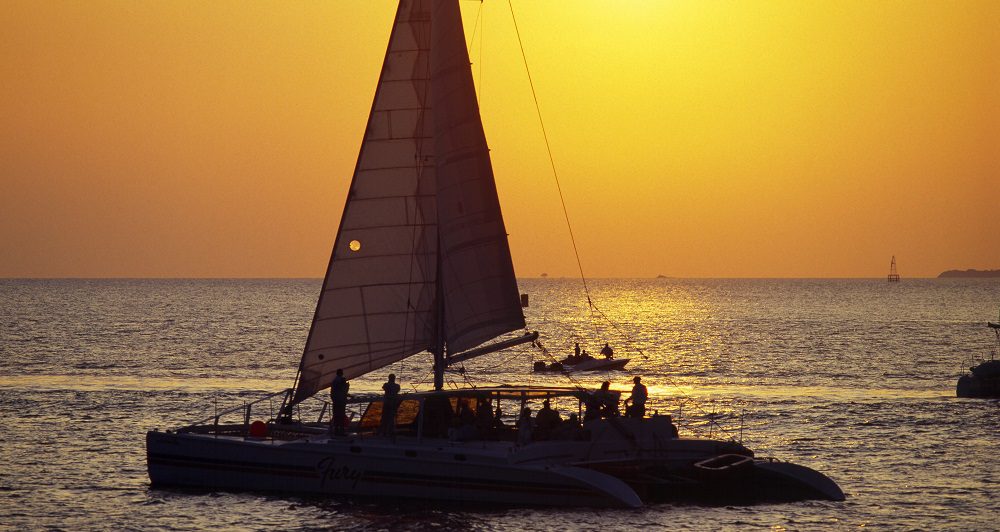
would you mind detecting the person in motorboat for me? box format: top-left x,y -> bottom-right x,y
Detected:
600,342 -> 614,359
517,407 -> 533,445
380,374 -> 401,436
562,342 -> 583,365
534,399 -> 562,440
329,368 -> 349,436
625,376 -> 648,418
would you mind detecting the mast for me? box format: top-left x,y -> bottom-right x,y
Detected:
433,235 -> 445,391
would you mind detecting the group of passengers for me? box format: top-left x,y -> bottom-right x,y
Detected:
444,397 -> 585,443
327,370 -> 655,441
585,376 -> 648,420
514,400 -> 587,444
328,370 -> 401,437
562,342 -> 616,365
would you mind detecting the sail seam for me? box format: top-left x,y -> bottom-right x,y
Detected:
328,251 -> 435,262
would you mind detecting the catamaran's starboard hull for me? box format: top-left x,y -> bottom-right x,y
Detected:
146,431 -> 642,508
605,458 -> 846,503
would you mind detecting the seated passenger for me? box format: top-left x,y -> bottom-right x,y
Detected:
551,413 -> 583,441
592,381 -> 619,418
534,399 -> 562,440
450,400 -> 478,441
666,414 -> 679,438
583,394 -> 601,422
517,407 -> 533,445
475,398 -> 494,439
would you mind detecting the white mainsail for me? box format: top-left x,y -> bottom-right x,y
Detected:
292,0 -> 436,404
291,0 -> 523,405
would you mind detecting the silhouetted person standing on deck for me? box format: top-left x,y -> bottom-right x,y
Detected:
626,376 -> 647,418
329,368 -> 349,435
380,374 -> 401,436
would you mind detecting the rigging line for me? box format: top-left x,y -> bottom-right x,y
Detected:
589,301 -> 649,360
463,0 -> 485,106
466,0 -> 484,51
479,0 -> 484,106
533,330 -> 736,442
507,0 -> 593,308
531,337 -> 587,390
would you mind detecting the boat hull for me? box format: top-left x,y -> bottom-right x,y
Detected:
146,431 -> 641,508
609,458 -> 845,504
539,358 -> 630,372
147,417 -> 844,506
957,374 -> 1000,398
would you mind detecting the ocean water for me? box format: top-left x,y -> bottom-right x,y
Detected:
1,278 -> 998,530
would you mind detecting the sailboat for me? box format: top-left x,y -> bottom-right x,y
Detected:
146,0 -> 844,506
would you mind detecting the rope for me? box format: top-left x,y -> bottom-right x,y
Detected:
507,0 -> 592,308
508,2 -> 740,445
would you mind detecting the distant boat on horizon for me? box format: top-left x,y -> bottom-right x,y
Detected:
938,269 -> 1000,279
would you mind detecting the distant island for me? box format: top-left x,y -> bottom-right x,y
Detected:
938,269 -> 1000,278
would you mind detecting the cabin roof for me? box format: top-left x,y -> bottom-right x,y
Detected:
344,385 -> 590,404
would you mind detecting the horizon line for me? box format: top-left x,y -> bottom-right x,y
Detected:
0,275 -> 969,281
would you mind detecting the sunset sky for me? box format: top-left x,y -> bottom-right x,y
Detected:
2,0 -> 997,278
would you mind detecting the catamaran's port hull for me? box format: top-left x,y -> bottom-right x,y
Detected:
146,431 -> 642,508
147,429 -> 844,506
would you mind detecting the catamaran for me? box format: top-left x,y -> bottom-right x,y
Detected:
146,0 -> 844,506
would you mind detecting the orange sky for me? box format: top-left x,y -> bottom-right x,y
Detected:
2,1 -> 997,278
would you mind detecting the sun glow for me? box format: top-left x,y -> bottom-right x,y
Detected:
2,1 -> 997,278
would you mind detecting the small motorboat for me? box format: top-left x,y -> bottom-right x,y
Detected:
568,357 -> 630,371
534,356 -> 630,372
